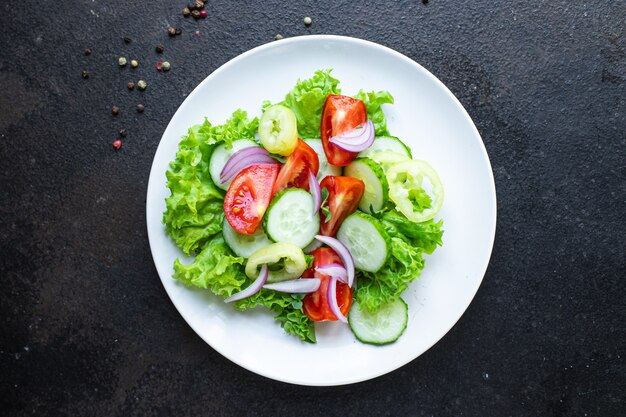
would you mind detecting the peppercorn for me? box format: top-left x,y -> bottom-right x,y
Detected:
123,36 -> 132,44
118,57 -> 127,67
81,70 -> 89,79
275,34 -> 284,40
161,61 -> 171,72
111,105 -> 119,115
422,0 -> 428,3
155,44 -> 164,54
127,81 -> 135,90
187,2 -> 196,10
84,48 -> 92,56
112,139 -> 122,150
183,7 -> 190,17
194,30 -> 200,37
119,129 -> 127,137
175,28 -> 182,36
130,60 -> 138,68
137,80 -> 147,91
199,10 -> 207,18
137,104 -> 145,113
303,16 -> 312,26
191,10 -> 200,18
167,27 -> 176,37
193,0 -> 203,9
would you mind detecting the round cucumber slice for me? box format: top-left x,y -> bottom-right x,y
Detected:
263,188 -> 320,248
348,298 -> 408,345
336,211 -> 390,272
223,220 -> 273,258
209,139 -> 259,191
344,158 -> 388,214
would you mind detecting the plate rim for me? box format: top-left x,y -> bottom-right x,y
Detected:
146,34 -> 497,386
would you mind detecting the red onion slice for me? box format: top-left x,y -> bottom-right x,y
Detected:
327,276 -> 348,323
315,263 -> 348,284
263,278 -> 321,293
220,147 -> 276,184
329,120 -> 375,153
220,146 -> 268,179
314,235 -> 355,288
308,169 -> 321,215
224,264 -> 268,303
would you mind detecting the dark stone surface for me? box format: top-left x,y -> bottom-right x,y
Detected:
1,0 -> 624,415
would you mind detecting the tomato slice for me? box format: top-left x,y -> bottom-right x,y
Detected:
320,94 -> 368,166
272,138 -> 320,195
319,176 -> 365,237
224,163 -> 280,235
302,247 -> 353,322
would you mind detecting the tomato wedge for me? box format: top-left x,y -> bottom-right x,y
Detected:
302,248 -> 353,322
272,138 -> 320,195
224,163 -> 280,235
320,94 -> 368,166
319,176 -> 365,237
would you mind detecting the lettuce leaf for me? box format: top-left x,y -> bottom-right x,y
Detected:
162,110 -> 258,255
236,291 -> 316,343
355,90 -> 395,136
173,236 -> 316,343
279,69 -> 341,138
356,212 -> 443,311
173,236 -> 246,296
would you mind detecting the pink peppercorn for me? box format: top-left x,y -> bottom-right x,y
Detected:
112,140 -> 122,150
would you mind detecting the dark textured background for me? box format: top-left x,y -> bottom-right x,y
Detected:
1,0 -> 625,415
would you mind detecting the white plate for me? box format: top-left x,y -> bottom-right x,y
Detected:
146,35 -> 497,386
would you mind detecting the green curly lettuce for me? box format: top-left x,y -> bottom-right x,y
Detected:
356,211 -> 444,311
173,236 -> 246,296
162,110 -> 258,255
278,69 -> 341,138
355,90 -> 395,136
236,291 -> 316,343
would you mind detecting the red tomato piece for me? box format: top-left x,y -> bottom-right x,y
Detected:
224,163 -> 279,234
303,247 -> 353,322
319,176 -> 365,237
320,94 -> 368,166
272,138 -> 320,195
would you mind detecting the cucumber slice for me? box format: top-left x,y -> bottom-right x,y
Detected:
344,158 -> 388,214
369,151 -> 411,173
209,139 -> 259,191
223,220 -> 273,258
348,298 -> 408,345
359,136 -> 412,159
264,188 -> 320,248
336,212 -> 390,272
303,138 -> 342,181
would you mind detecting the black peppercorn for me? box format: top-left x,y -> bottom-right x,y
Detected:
155,44 -> 164,54
123,36 -> 132,44
127,81 -> 135,90
137,104 -> 145,113
81,70 -> 89,79
112,105 -> 119,115
119,129 -> 127,137
175,28 -> 182,36
84,48 -> 92,56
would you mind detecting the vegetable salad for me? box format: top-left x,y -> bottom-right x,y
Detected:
163,70 -> 444,344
